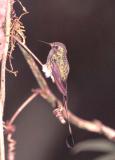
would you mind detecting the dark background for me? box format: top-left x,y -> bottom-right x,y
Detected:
4,0 -> 115,160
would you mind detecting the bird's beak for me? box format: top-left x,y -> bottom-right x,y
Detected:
38,40 -> 50,46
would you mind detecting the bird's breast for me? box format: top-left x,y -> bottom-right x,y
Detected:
51,51 -> 70,81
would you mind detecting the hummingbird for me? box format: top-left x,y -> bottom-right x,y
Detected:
16,38 -> 74,147
41,41 -> 74,148
41,41 -> 69,97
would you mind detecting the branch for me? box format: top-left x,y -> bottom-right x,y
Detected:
9,91 -> 40,124
0,0 -> 11,159
16,40 -> 115,141
67,111 -> 115,140
5,90 -> 40,160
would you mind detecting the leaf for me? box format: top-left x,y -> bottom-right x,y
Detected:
73,139 -> 115,154
93,153 -> 115,160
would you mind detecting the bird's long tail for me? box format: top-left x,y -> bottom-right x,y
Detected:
63,85 -> 74,148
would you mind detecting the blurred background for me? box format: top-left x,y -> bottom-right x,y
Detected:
4,0 -> 115,159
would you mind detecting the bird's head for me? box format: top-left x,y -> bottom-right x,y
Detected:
38,40 -> 67,53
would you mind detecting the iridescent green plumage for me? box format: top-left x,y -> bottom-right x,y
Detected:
42,42 -> 70,96
46,43 -> 69,81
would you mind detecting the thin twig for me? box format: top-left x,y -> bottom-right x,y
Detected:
7,133 -> 16,160
9,91 -> 40,124
5,91 -> 40,160
14,36 -> 43,66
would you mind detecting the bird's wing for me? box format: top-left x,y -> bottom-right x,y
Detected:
51,61 -> 67,97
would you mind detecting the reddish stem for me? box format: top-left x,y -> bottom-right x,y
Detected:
9,91 -> 40,124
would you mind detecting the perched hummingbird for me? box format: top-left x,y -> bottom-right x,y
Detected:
41,41 -> 74,148
16,39 -> 74,147
42,42 -> 69,97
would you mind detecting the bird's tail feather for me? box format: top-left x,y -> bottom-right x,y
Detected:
63,95 -> 74,148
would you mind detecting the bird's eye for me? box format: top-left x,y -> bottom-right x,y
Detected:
54,45 -> 58,49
